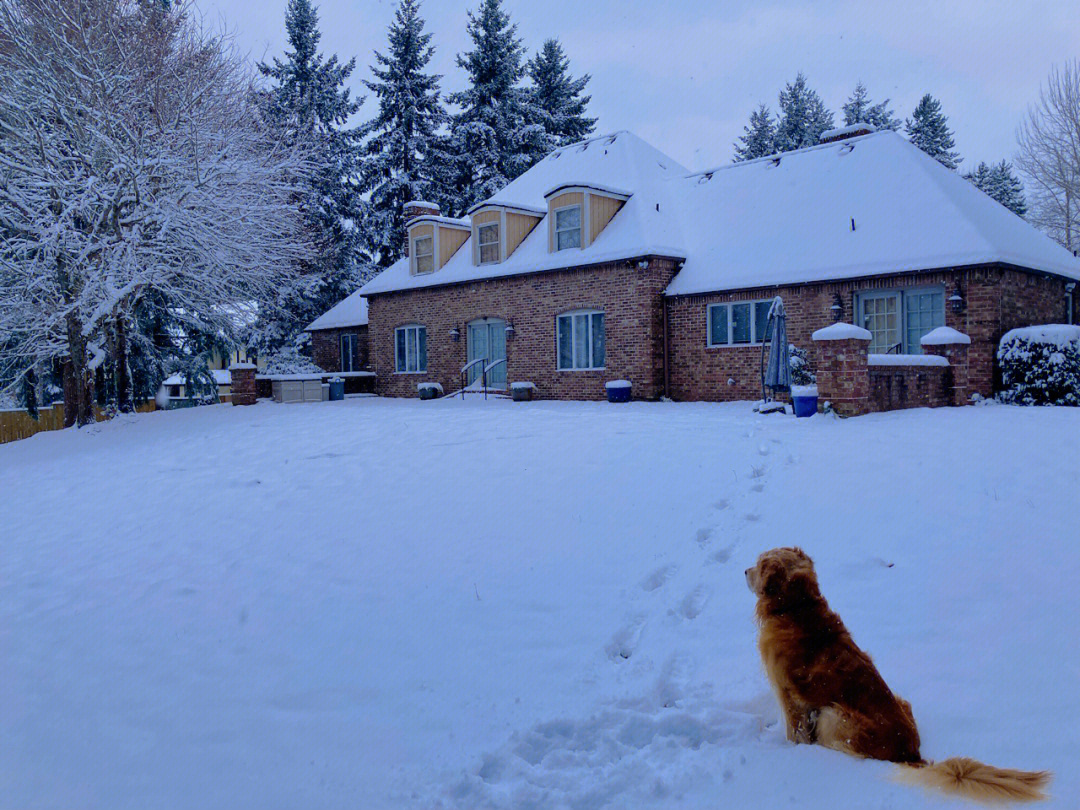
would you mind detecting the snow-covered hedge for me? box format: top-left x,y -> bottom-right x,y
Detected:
997,325 -> 1080,406
262,348 -> 323,376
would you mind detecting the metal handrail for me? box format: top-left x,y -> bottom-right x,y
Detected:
482,358 -> 506,400
460,357 -> 486,400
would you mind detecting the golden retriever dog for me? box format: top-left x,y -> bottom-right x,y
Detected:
746,547 -> 1051,803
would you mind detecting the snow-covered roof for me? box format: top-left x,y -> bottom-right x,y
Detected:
305,289 -> 369,331
408,214 -> 471,229
358,129 -> 1080,300
665,131 -> 1080,294
162,369 -> 232,387
360,131 -> 688,296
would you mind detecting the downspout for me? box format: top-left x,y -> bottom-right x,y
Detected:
1067,282 -> 1076,325
656,298 -> 665,399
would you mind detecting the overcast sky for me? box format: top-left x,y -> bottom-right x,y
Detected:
198,0 -> 1079,172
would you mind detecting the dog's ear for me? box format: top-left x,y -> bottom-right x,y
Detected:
780,569 -> 820,607
759,557 -> 787,597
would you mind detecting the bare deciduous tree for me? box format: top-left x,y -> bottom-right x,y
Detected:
0,0 -> 313,424
1016,61 -> 1080,254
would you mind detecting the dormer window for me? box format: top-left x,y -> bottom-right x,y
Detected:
554,205 -> 582,250
478,222 -> 500,264
413,235 -> 434,274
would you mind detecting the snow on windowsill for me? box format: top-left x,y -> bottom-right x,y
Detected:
867,353 -> 949,367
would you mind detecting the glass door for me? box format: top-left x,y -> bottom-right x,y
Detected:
859,292 -> 902,354
467,318 -> 507,388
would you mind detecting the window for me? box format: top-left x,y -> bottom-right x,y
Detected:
394,325 -> 427,373
478,222 -> 500,264
707,300 -> 775,346
857,288 -> 944,353
413,235 -> 434,274
557,310 -> 605,370
555,205 -> 582,250
340,333 -> 357,372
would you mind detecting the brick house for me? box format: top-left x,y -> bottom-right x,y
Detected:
306,290 -> 369,373
336,128 -> 1080,403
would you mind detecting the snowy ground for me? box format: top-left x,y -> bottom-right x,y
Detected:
1,398 -> 1077,809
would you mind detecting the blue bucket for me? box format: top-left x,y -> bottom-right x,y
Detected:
794,390 -> 816,421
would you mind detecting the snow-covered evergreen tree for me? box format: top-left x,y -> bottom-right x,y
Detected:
965,160 -> 1027,217
841,82 -> 900,130
774,73 -> 834,152
444,0 -> 549,216
358,0 -> 449,268
733,104 -> 777,161
906,94 -> 961,169
528,38 -> 596,147
257,0 -> 369,350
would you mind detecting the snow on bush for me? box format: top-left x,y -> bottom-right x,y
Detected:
417,382 -> 443,393
788,344 -> 816,385
997,324 -> 1080,406
262,348 -> 324,376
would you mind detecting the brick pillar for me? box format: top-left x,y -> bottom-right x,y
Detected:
229,363 -> 257,406
812,323 -> 871,416
920,326 -> 971,406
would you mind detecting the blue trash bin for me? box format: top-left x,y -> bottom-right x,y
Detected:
328,378 -> 345,401
791,385 -> 818,417
605,380 -> 632,403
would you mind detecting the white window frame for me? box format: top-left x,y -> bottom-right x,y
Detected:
477,222 -> 500,265
856,285 -> 945,354
413,235 -> 434,275
394,324 -> 427,374
556,309 -> 605,371
554,204 -> 583,251
706,300 -> 775,347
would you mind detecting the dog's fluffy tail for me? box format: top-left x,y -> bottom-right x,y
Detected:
898,757 -> 1050,803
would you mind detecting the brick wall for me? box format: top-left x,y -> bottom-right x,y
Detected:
868,365 -> 950,411
666,265 -> 1076,402
310,326 -> 369,373
367,258 -> 680,400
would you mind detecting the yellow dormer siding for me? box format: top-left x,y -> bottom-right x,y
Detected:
544,185 -> 629,252
468,204 -> 544,265
407,218 -> 470,275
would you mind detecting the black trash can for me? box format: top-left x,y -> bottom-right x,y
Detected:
328,377 -> 345,401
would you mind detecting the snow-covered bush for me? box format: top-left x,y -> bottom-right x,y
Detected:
997,325 -> 1080,406
788,344 -> 816,385
262,348 -> 323,376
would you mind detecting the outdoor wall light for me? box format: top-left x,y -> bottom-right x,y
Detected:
449,326 -> 460,341
830,293 -> 843,321
949,283 -> 965,314
505,321 -> 516,338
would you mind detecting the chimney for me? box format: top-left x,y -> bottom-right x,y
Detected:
819,122 -> 877,145
402,201 -> 440,257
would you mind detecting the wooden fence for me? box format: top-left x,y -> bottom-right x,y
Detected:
0,401 -> 156,445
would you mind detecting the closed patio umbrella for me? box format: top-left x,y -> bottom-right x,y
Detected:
761,296 -> 791,401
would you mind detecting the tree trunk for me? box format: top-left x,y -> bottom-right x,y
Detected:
114,313 -> 134,413
64,311 -> 95,427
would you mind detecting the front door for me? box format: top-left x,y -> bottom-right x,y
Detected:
467,318 -> 507,388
